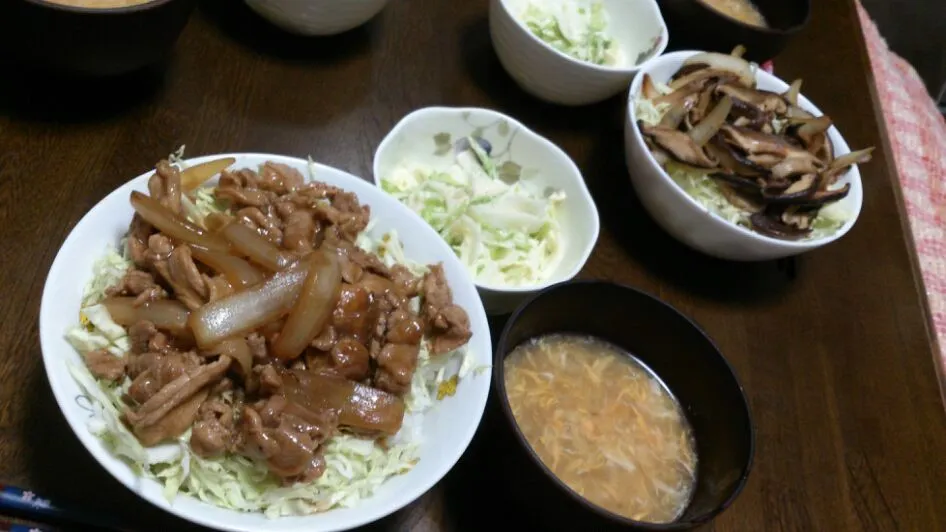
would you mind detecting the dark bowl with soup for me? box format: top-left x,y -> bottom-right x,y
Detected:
0,0 -> 197,76
490,281 -> 753,530
657,0 -> 810,62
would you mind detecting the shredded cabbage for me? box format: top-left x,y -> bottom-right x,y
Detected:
64,165 -> 483,517
519,0 -> 621,66
634,85 -> 849,240
381,138 -> 565,287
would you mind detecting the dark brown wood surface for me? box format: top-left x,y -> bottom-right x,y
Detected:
1,0 -> 945,530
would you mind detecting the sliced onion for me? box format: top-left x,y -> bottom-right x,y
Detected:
190,246 -> 264,289
283,369 -> 405,435
829,147 -> 875,171
667,68 -> 721,92
208,213 -> 292,272
641,74 -> 661,100
683,52 -> 755,87
794,115 -> 833,153
271,250 -> 342,361
783,79 -> 803,106
204,212 -> 230,232
213,337 -> 253,382
130,191 -> 230,253
689,96 -> 732,147
103,297 -> 190,334
786,105 -> 814,119
659,93 -> 698,129
189,262 -> 309,348
180,157 -> 237,192
731,45 -> 746,58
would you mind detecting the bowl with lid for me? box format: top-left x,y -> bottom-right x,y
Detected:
490,280 -> 754,530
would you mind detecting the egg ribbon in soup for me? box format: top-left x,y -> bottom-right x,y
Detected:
504,334 -> 697,523
701,0 -> 768,27
41,0 -> 154,8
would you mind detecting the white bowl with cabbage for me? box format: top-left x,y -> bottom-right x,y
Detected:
38,153 -> 492,532
373,107 -> 600,315
489,0 -> 669,106
624,50 -> 867,261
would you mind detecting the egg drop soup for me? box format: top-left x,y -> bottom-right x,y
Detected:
701,0 -> 768,27
504,334 -> 698,523
41,0 -> 154,8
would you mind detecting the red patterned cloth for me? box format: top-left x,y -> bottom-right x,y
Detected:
856,2 -> 946,382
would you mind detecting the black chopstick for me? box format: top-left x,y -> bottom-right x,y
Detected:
0,483 -> 130,532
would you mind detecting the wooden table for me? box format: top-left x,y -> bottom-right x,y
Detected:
1,0 -> 945,530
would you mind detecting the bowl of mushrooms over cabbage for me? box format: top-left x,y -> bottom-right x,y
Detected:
624,47 -> 874,261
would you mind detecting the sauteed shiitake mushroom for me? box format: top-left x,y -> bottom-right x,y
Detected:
638,46 -> 874,240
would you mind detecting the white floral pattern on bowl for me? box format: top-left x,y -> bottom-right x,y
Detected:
373,107 -> 601,315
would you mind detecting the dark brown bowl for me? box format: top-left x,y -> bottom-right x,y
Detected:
0,0 -> 197,77
657,0 -> 810,62
490,281 -> 754,531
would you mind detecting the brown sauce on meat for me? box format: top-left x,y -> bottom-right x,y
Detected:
79,159 -> 475,486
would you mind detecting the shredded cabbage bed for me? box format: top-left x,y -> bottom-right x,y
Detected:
519,0 -> 621,66
381,138 -> 565,287
64,164 -> 481,518
634,83 -> 850,240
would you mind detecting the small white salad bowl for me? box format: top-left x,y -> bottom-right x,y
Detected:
38,154 -> 492,532
624,51 -> 865,261
245,0 -> 391,36
372,107 -> 601,315
489,0 -> 669,106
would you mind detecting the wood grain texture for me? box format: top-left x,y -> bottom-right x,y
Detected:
1,0 -> 945,530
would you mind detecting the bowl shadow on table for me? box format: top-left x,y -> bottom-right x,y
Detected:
19,351 -> 211,532
458,19 -> 797,304
0,59 -> 165,124
198,0 -> 375,65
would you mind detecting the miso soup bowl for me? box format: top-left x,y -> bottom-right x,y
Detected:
0,0 -> 197,76
490,281 -> 754,530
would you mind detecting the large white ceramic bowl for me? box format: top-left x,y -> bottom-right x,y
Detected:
38,154 -> 492,532
372,107 -> 600,315
245,0 -> 390,36
624,51 -> 865,261
489,0 -> 668,106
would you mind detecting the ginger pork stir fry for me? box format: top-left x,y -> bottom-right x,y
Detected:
80,159 -> 472,485
637,48 -> 875,240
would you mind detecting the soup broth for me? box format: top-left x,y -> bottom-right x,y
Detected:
504,334 -> 697,523
701,0 -> 767,27
41,0 -> 154,8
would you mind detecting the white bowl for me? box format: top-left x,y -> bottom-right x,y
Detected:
372,107 -> 601,315
489,0 -> 669,106
38,154 -> 492,532
624,51 -> 865,261
245,0 -> 390,36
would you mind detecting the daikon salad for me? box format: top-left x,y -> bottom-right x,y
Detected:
518,0 -> 622,66
381,138 -> 566,287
